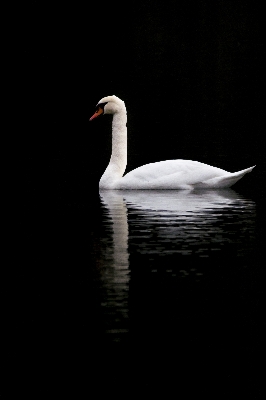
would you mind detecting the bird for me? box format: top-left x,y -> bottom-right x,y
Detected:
90,95 -> 255,190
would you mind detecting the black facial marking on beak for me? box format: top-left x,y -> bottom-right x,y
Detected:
90,101 -> 108,121
97,101 -> 108,111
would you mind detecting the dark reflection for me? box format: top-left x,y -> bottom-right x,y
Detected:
99,189 -> 256,344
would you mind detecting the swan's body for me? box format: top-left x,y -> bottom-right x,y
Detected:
90,95 -> 255,190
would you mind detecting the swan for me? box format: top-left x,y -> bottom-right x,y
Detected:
90,95 -> 255,190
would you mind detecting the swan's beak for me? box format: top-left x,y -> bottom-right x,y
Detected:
89,107 -> 104,121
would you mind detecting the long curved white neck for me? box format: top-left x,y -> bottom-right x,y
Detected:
99,107 -> 127,189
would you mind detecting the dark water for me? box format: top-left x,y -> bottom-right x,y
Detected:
93,189 -> 264,396
77,189 -> 263,393
98,189 -> 256,339
7,185 -> 265,397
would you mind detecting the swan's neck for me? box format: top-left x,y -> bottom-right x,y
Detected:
99,108 -> 127,189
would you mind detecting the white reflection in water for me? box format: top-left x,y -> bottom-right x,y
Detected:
99,189 -> 256,341
99,190 -> 130,340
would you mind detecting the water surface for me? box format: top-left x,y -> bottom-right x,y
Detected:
96,189 -> 257,345
12,186 -> 264,397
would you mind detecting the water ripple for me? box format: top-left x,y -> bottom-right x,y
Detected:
97,189 -> 256,343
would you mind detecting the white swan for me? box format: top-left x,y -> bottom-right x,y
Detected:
90,95 -> 255,190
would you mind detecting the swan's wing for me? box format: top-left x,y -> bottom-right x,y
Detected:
118,160 -> 228,189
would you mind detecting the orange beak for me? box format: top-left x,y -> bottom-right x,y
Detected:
89,107 -> 104,121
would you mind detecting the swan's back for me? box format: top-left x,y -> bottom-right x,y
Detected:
117,159 -> 228,189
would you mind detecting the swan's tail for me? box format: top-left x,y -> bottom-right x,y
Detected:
195,165 -> 256,189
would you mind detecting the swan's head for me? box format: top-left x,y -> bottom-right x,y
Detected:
89,95 -> 126,121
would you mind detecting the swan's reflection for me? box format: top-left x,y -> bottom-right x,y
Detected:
101,189 -> 256,257
98,190 -> 130,341
101,188 -> 254,214
98,189 -> 256,341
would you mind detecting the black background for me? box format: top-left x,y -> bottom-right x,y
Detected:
16,0 -> 264,194
7,0 -> 266,397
